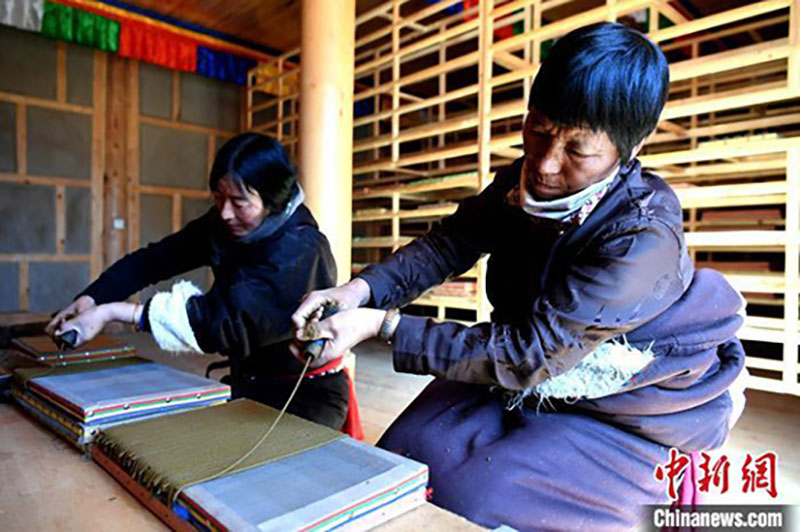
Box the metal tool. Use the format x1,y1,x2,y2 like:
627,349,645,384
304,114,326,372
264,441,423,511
54,329,79,352
303,304,339,360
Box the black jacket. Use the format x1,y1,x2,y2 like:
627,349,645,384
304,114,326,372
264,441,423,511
82,205,337,376
359,157,696,389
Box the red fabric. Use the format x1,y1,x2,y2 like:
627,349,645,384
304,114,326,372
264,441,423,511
301,356,364,441
341,366,364,440
118,20,196,72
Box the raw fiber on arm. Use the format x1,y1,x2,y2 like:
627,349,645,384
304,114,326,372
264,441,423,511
148,280,203,353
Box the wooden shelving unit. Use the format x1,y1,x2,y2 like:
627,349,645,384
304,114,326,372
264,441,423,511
248,0,800,395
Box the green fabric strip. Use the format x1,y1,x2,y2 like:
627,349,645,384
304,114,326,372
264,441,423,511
41,2,73,41
41,1,119,52
94,399,345,504
14,356,151,388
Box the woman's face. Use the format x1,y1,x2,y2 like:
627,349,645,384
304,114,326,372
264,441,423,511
522,108,621,200
213,175,270,237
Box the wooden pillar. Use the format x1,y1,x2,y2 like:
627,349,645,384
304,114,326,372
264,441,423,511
104,55,130,267
299,0,355,285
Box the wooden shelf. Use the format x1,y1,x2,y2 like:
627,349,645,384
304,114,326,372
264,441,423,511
352,236,414,248
354,204,458,222
354,173,480,200
413,294,478,311
685,231,786,250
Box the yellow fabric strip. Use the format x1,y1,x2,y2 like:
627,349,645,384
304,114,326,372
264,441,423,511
94,399,345,504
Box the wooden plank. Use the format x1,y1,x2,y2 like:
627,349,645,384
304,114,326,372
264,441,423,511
16,103,26,176
90,52,107,279
55,185,65,255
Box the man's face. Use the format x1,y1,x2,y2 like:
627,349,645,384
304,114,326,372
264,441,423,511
213,175,270,238
521,108,620,200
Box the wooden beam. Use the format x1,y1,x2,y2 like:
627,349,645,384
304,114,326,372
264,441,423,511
784,147,799,386
18,259,28,311
493,0,651,53
0,91,92,114
90,51,107,279
171,70,181,122
56,42,67,103
127,62,140,252
661,15,789,52
171,193,182,233
657,120,688,137
136,185,211,198
15,103,25,176
105,55,130,266
55,185,65,255
493,50,533,71
669,39,791,83
139,115,236,137
0,254,91,262
649,0,791,43
0,173,91,187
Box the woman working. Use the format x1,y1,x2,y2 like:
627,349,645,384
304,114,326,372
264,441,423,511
48,133,354,431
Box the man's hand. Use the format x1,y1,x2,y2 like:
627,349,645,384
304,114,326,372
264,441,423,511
292,278,372,341
290,308,386,367
46,295,96,336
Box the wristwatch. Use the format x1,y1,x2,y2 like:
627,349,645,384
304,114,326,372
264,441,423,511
379,308,401,343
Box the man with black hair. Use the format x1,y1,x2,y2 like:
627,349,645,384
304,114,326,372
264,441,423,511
48,133,355,432
293,22,747,530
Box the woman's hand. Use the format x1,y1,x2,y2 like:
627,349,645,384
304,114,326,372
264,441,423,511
290,308,386,367
52,302,141,347
291,278,372,340
46,295,96,336
54,304,113,347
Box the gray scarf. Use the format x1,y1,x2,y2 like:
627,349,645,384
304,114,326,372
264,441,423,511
237,182,305,244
